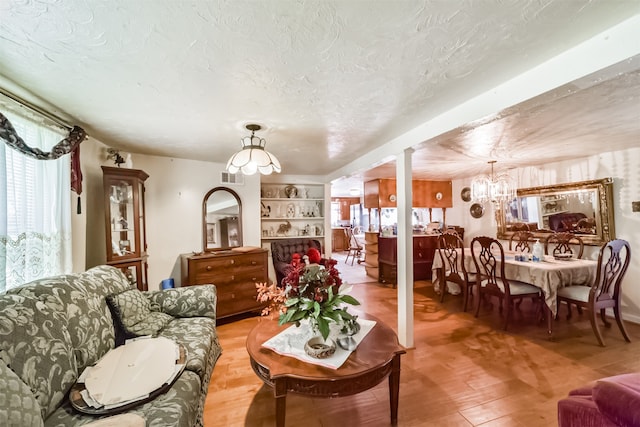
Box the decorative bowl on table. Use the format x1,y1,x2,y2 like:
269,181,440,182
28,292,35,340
304,337,337,359
554,253,574,261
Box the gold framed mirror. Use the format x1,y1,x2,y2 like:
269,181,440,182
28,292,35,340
497,178,615,246
202,187,242,252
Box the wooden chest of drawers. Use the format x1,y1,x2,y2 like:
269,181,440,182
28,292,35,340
180,249,268,319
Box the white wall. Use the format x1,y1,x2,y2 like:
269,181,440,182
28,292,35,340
449,147,640,322
76,146,261,290
125,154,262,290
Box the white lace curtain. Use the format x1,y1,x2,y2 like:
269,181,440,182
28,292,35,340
0,109,72,292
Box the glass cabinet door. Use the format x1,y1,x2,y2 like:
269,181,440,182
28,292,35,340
102,166,149,290
108,180,137,258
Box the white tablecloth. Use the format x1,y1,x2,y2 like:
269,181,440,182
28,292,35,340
432,248,597,315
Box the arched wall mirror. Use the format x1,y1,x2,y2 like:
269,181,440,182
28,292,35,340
497,178,615,246
202,187,243,252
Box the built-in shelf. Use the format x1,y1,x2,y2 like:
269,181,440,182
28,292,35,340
260,183,326,245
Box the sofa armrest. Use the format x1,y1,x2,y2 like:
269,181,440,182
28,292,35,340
558,395,618,427
146,285,217,319
593,374,640,427
0,359,43,427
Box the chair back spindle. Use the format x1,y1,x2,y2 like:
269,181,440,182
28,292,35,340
545,232,584,259
509,231,534,253
436,233,475,311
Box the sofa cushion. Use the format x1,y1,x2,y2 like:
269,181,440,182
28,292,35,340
106,289,173,345
7,265,132,373
44,370,202,427
82,414,145,427
0,294,77,420
593,374,640,427
148,285,217,319
0,358,43,427
158,317,220,382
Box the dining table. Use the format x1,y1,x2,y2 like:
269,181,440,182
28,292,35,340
431,248,598,336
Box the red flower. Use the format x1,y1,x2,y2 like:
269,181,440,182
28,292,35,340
307,248,322,264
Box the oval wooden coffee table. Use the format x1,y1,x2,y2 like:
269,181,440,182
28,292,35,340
246,313,406,426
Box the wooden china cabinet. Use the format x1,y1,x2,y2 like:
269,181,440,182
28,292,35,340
102,166,149,290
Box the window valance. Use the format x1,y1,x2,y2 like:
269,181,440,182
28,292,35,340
0,112,86,160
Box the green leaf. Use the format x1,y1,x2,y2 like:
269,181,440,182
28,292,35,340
340,295,361,306
324,310,342,323
299,299,314,310
284,297,300,307
317,316,330,341
312,301,321,317
289,310,307,322
279,307,297,324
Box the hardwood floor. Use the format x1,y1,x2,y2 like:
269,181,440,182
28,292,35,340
204,254,640,426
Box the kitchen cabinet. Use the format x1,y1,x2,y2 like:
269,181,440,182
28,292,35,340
332,197,361,220
332,227,347,252
364,179,452,208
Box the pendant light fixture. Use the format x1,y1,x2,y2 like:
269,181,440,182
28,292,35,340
470,160,516,205
226,124,281,175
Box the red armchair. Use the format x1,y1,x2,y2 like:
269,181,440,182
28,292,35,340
558,373,640,427
270,238,322,286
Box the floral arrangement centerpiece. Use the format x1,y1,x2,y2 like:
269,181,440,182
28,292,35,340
256,248,360,342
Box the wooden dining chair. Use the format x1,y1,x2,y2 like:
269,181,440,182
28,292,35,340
471,236,543,331
344,227,363,266
436,232,476,311
509,231,534,252
544,232,584,259
556,239,631,346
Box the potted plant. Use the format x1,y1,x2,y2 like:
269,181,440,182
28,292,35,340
256,248,360,357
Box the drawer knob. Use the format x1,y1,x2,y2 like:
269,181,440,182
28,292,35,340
231,293,235,299
231,275,235,281
251,261,257,265
206,265,212,271
230,260,235,265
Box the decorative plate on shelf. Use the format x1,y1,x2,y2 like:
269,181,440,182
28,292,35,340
461,187,471,202
284,185,298,198
470,203,485,218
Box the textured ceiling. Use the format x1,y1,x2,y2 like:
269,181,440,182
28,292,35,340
0,0,639,195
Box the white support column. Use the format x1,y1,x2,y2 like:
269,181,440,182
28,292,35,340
396,148,414,348
323,182,332,258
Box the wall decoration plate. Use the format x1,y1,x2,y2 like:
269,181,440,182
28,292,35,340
470,203,484,218
461,187,471,202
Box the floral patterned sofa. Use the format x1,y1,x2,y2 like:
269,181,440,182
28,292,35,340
0,265,222,427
